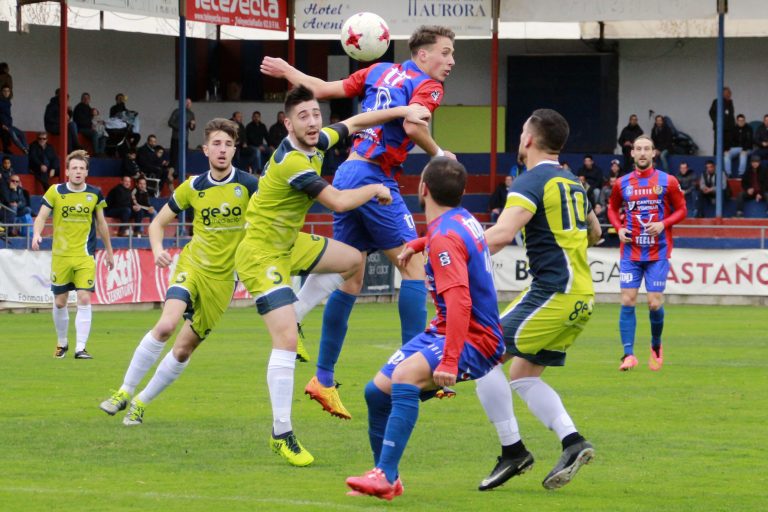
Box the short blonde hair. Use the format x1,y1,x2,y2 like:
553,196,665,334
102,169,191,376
66,149,90,170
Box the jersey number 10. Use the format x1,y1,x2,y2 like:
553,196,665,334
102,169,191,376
557,182,587,231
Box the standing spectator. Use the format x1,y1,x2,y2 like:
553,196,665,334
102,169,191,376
29,132,59,191
109,93,128,118
724,114,753,177
754,114,768,161
131,176,156,236
697,159,729,218
44,89,79,152
650,115,673,173
618,114,643,171
109,93,140,148
0,63,13,94
2,174,32,236
709,86,736,154
577,155,604,206
73,93,100,155
676,161,700,217
32,150,114,359
0,85,28,154
734,155,767,217
105,176,136,236
168,98,196,170
607,135,687,371
488,175,513,223
245,110,270,173
230,111,257,173
267,111,288,149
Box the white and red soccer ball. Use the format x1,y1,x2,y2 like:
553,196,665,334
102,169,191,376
340,12,390,62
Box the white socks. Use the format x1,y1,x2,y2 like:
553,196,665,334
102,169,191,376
294,273,344,322
475,365,521,446
121,331,166,395
510,376,577,441
267,349,297,436
52,304,69,346
136,351,189,404
75,305,92,352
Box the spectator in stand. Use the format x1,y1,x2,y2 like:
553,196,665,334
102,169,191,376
697,159,729,218
137,134,173,195
724,114,753,177
0,63,12,94
29,132,59,191
168,98,196,170
154,145,175,194
131,176,156,236
650,115,673,173
577,154,604,206
509,156,527,177
0,85,28,154
109,93,128,118
90,107,108,156
489,175,513,223
105,176,136,236
754,114,768,162
608,158,624,179
618,114,643,172
2,174,32,236
230,111,257,173
267,110,288,149
0,155,12,185
121,148,141,178
73,93,102,156
599,175,616,208
44,89,79,152
676,161,700,217
735,155,767,217
709,86,736,154
245,110,270,174
108,93,140,148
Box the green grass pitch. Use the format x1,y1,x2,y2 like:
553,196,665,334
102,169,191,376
1,302,765,511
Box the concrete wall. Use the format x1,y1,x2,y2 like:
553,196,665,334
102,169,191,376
3,22,767,155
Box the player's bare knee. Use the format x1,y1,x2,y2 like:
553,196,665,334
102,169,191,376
76,291,91,306
648,297,664,310
153,319,177,339
340,271,364,294
171,345,193,362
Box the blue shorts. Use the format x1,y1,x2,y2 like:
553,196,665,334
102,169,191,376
380,331,501,382
619,259,669,292
332,160,417,253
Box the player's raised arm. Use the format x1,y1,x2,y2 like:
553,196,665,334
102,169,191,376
149,204,177,267
31,204,52,251
94,208,114,270
485,206,534,254
261,56,346,100
341,104,430,135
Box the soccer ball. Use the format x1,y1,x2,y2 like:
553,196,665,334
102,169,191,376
340,12,390,62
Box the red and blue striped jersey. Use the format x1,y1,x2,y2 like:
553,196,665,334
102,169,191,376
342,60,444,176
608,168,687,261
424,208,503,361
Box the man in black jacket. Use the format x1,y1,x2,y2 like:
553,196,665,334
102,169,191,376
29,132,59,191
105,176,137,236
724,114,753,177
708,86,736,154
618,114,643,172
650,115,673,173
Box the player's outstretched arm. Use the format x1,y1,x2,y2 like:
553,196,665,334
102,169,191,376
315,183,392,213
485,206,534,254
31,204,52,251
260,56,346,99
95,208,114,270
342,104,430,135
149,204,176,268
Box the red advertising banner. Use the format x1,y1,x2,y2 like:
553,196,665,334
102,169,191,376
186,0,286,31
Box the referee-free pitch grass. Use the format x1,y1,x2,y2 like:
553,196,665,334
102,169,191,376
0,303,765,511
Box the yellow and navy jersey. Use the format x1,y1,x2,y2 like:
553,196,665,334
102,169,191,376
505,160,594,295
42,183,106,257
242,125,345,253
169,168,258,280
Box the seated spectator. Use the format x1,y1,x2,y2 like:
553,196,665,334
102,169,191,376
489,175,513,223
137,134,173,196
697,160,730,218
510,156,526,177
599,175,616,208
592,202,608,244
108,93,140,148
651,115,673,173
754,114,768,161
246,110,270,174
577,154,604,206
735,155,767,217
608,158,623,179
1,173,32,236
725,114,753,177
90,107,108,156
0,85,28,154
131,176,156,236
121,148,141,178
28,132,59,191
43,88,79,152
267,111,288,149
0,155,12,184
676,161,700,217
154,145,175,194
105,176,136,236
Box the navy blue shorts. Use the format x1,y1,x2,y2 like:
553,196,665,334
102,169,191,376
380,331,501,383
619,259,669,292
332,160,417,253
